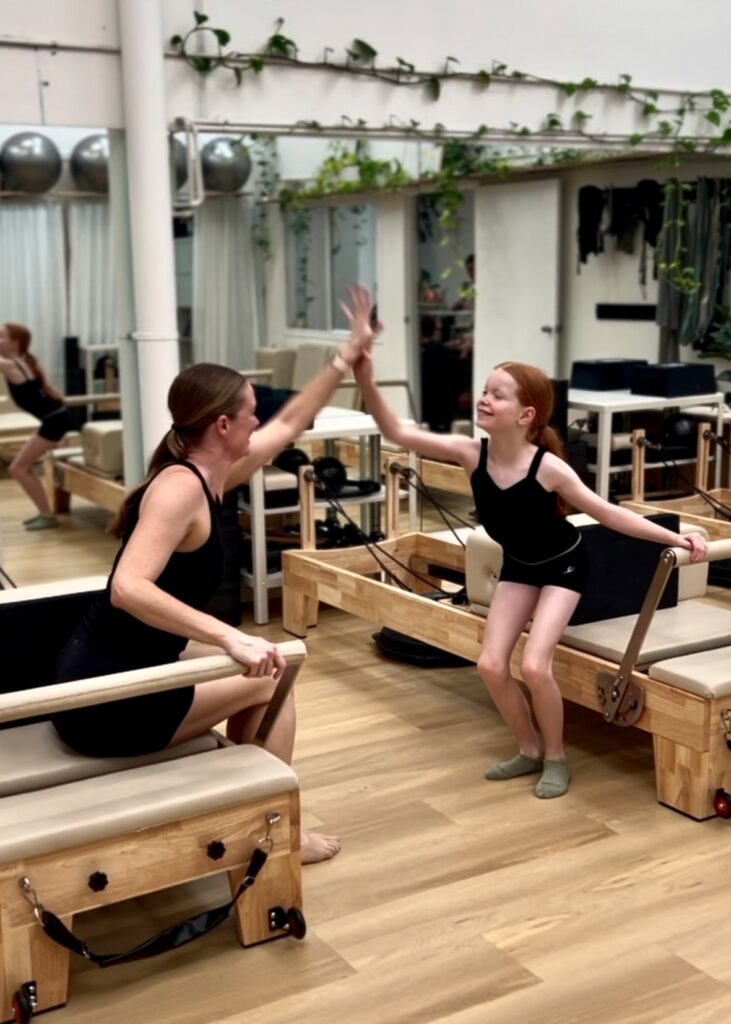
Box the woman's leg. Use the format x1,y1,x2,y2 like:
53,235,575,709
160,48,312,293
10,433,56,518
519,586,581,797
477,582,542,764
169,669,340,863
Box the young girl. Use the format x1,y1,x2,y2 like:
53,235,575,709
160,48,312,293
0,322,74,529
353,355,708,798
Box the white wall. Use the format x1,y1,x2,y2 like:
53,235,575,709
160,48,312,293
1,1,730,131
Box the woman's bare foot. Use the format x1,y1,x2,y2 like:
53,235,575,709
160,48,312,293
300,829,341,864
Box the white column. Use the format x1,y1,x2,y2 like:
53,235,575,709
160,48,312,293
117,0,179,460
108,129,145,486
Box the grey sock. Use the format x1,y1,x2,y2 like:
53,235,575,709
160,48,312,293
485,753,543,780
535,759,571,799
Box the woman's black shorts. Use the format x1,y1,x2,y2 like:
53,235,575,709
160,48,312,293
38,407,75,442
51,637,195,757
499,537,589,595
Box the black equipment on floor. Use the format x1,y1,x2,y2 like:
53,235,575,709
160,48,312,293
204,490,244,625
373,593,475,668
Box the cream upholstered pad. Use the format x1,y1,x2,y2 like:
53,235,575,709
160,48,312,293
0,722,218,797
81,419,123,476
647,646,731,699
0,744,298,861
0,410,39,436
561,603,730,664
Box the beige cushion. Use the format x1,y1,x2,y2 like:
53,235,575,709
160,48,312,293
0,575,106,606
0,411,39,436
81,419,123,476
291,343,340,391
255,348,297,390
0,744,298,861
561,600,731,664
0,722,219,797
647,646,731,698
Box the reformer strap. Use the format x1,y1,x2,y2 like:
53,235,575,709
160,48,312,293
29,847,268,968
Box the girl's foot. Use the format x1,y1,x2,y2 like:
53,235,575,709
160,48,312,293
485,753,543,780
535,759,571,798
24,514,59,531
301,830,341,864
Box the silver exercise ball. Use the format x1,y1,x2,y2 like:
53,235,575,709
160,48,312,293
201,137,251,192
0,132,62,193
70,134,109,193
169,137,188,191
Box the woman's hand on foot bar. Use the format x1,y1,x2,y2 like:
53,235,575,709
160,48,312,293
223,630,286,679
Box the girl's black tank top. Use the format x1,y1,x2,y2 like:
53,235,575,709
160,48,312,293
7,359,64,420
470,438,579,564
67,461,225,669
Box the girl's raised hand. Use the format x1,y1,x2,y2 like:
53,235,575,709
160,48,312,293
340,284,376,362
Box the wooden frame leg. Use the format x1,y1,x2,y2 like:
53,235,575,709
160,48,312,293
0,901,72,1021
43,458,70,515
283,589,318,637
652,735,718,820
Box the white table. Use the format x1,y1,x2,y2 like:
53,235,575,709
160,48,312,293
243,407,418,624
568,389,726,500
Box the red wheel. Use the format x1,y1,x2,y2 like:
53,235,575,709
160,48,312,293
11,989,33,1024
713,789,731,819
286,906,307,940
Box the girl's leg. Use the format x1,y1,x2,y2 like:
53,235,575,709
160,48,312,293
519,586,581,797
168,672,340,863
10,433,56,518
477,582,542,765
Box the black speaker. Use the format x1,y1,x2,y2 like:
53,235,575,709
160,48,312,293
631,362,717,398
571,358,648,390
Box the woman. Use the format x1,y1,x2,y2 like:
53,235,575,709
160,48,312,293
52,284,376,862
353,354,707,799
0,322,75,530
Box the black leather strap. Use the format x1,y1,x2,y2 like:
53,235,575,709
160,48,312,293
36,847,268,967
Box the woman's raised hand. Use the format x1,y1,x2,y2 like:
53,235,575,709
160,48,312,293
340,284,377,365
222,630,287,680
353,349,375,386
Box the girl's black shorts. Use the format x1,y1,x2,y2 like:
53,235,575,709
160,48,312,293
499,537,589,595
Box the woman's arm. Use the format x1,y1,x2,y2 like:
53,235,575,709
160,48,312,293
225,284,376,489
110,467,284,677
542,454,709,562
354,351,479,470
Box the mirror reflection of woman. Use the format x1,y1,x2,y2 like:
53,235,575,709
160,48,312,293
0,322,74,530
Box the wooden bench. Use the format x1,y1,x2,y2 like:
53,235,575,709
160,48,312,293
281,487,731,820
0,579,306,1022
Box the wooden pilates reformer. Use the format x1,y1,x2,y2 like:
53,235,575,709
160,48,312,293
282,464,731,821
0,577,307,1023
620,422,731,540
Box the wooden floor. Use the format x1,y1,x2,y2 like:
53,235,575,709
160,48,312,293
1,477,730,1024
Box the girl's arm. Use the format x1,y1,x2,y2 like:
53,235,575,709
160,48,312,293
354,351,480,471
111,467,284,677
542,454,709,561
225,284,376,490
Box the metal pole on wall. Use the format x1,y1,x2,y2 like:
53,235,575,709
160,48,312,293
117,0,179,460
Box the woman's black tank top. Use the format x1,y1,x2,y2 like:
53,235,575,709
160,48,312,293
7,359,64,420
66,461,225,669
470,438,579,564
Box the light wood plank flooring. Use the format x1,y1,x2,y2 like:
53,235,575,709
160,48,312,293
0,478,729,1024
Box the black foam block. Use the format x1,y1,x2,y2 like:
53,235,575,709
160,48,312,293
569,513,679,626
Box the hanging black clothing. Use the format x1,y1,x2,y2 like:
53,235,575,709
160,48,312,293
52,461,225,756
7,360,73,441
577,186,606,264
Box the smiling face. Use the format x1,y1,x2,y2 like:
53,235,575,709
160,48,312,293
475,366,535,434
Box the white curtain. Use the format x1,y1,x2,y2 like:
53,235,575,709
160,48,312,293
67,200,116,349
0,201,67,384
192,197,260,369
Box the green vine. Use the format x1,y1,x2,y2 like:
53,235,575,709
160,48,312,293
171,12,731,297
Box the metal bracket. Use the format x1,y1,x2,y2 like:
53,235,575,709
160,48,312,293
596,670,645,727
